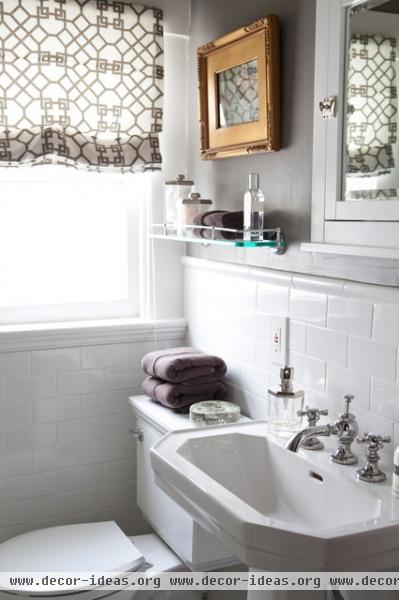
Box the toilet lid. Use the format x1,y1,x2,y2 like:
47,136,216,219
0,521,144,596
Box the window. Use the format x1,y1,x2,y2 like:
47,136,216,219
0,167,146,325
0,5,189,327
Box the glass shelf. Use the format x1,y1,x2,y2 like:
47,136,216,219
150,224,285,253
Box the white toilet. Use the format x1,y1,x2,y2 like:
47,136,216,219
0,521,194,600
0,396,238,600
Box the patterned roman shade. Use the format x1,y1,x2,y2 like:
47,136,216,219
0,0,164,172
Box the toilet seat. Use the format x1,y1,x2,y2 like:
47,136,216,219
0,522,145,598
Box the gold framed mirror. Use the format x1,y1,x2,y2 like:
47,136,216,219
197,15,281,160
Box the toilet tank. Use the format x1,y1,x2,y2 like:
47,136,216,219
129,395,242,570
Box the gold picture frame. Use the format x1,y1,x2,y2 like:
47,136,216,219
197,15,280,160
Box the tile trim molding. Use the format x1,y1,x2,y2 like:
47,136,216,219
182,256,399,304
0,318,187,353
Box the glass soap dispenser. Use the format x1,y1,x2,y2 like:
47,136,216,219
267,367,304,438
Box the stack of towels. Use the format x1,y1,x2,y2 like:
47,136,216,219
193,210,244,240
141,347,227,410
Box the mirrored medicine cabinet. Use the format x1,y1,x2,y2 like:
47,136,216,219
302,0,399,258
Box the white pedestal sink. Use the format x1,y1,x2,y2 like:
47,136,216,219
151,421,399,598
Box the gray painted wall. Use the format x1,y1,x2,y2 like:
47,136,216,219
185,0,399,286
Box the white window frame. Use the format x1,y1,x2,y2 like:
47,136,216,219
0,7,189,330
303,0,399,258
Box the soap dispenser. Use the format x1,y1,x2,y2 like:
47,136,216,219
267,367,304,438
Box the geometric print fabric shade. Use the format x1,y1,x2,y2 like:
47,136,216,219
346,33,397,176
0,0,163,172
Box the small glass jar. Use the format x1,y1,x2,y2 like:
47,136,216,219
163,174,194,230
190,401,241,426
179,193,213,235
267,367,304,438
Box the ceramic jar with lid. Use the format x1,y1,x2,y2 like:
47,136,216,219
178,192,213,235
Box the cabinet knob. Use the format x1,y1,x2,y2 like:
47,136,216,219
319,96,336,119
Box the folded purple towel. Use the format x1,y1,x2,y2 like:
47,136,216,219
141,346,227,383
142,376,227,409
193,210,244,240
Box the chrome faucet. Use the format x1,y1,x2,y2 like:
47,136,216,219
357,432,391,483
329,395,359,465
285,423,336,453
297,406,329,450
285,395,359,465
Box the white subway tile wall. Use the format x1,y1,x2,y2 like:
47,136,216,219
0,337,182,542
327,296,373,337
4,259,399,543
184,261,399,461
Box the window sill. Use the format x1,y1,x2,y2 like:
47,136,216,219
0,318,187,353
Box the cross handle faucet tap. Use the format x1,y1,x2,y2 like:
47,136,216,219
297,406,329,450
357,432,391,483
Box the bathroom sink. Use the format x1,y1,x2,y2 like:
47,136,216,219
151,421,399,570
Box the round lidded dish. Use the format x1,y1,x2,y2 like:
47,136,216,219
190,400,240,426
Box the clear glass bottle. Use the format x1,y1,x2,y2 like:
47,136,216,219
243,173,265,241
163,174,194,230
267,367,304,438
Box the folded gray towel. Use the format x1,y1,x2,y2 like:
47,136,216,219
193,210,244,240
142,376,228,409
141,346,227,383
